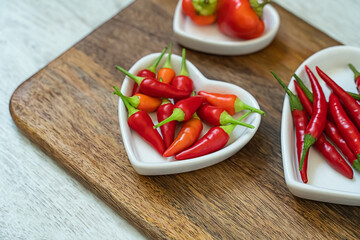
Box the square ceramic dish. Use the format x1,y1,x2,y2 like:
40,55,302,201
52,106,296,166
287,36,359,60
281,46,360,205
173,1,280,55
118,53,262,175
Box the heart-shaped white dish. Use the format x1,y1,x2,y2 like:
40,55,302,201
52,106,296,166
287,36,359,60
281,46,360,205
173,1,280,55
118,53,262,175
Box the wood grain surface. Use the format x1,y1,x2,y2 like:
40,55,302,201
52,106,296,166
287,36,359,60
9,0,360,239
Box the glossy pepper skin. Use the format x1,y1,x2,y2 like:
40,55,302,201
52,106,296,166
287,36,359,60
272,72,309,183
294,81,353,179
217,0,270,40
113,87,165,155
157,99,177,148
163,113,203,157
157,43,176,84
299,66,327,171
132,47,167,95
349,63,360,94
329,93,360,171
197,104,254,129
171,49,194,101
122,93,161,113
316,66,360,130
294,77,356,164
198,90,265,115
116,66,191,99
175,111,251,160
154,96,205,128
182,0,217,25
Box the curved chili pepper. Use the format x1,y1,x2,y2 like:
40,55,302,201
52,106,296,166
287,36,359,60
272,72,309,183
163,113,203,157
197,104,254,129
157,98,177,148
119,93,161,113
175,111,252,160
157,43,176,84
349,63,360,94
116,66,191,99
171,49,194,99
132,47,167,95
198,91,265,116
294,81,354,178
294,78,356,164
329,93,360,171
113,87,165,155
316,66,360,130
182,0,217,26
299,66,327,171
154,96,205,128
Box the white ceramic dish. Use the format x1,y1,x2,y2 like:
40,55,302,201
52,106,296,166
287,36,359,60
118,53,262,175
173,1,280,55
281,46,360,205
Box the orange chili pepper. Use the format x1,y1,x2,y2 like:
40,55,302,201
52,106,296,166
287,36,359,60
163,113,203,157
198,91,265,116
157,43,176,84
119,93,161,113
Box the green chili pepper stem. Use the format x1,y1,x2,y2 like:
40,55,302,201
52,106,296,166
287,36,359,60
249,0,271,19
113,86,139,117
347,91,360,100
162,43,173,69
271,71,303,112
178,48,189,77
234,98,265,115
349,63,360,80
153,108,185,129
353,154,360,171
116,66,144,85
219,111,255,129
220,111,253,135
192,112,200,119
146,47,168,73
299,134,316,171
293,74,314,103
192,0,218,16
161,98,171,105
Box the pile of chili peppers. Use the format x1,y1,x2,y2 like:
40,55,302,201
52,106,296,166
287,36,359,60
113,45,265,160
273,64,360,183
182,0,270,40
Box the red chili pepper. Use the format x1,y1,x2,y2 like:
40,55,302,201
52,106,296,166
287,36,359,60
113,87,165,155
157,43,176,84
116,66,191,99
294,77,356,164
314,134,353,179
171,49,194,99
182,0,217,26
163,113,203,157
316,66,360,130
329,93,360,171
197,104,254,129
294,81,354,178
272,72,309,183
132,47,167,95
299,66,327,171
217,0,270,40
175,111,251,160
154,96,205,129
157,98,177,148
119,93,161,113
198,90,265,116
349,63,360,94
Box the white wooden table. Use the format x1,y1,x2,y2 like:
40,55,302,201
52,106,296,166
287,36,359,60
1,0,359,239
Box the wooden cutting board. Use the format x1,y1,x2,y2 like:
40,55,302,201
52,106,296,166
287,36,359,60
10,0,360,239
